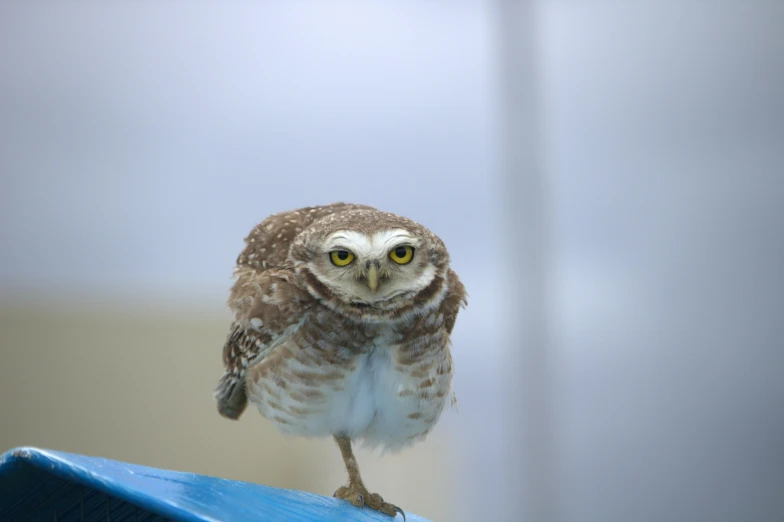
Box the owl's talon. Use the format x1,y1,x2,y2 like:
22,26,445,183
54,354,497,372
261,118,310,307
333,484,402,518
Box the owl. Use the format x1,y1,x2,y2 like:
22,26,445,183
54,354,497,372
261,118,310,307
214,203,466,518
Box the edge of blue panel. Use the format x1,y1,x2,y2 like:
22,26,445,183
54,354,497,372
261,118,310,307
0,447,428,522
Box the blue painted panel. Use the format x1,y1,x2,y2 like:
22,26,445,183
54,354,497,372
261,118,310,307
0,447,428,522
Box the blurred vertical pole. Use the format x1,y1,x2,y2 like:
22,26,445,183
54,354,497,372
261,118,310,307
495,1,556,522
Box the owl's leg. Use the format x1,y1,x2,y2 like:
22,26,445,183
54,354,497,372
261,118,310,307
333,434,406,520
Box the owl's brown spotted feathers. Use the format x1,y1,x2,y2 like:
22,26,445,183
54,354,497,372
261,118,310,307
214,268,312,419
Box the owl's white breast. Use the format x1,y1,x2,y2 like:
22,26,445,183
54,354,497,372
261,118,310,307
313,332,437,450
248,327,448,452
336,339,425,449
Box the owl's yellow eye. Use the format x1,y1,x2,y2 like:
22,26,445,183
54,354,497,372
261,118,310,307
389,245,414,264
330,250,355,267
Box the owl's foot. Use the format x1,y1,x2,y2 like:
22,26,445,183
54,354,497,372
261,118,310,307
333,484,406,520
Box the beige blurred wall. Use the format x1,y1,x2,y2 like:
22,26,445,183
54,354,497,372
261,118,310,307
0,298,455,521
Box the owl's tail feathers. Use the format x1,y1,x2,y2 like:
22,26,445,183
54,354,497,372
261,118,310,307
214,372,248,420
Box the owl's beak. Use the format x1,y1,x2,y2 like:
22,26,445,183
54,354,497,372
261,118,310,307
367,264,379,293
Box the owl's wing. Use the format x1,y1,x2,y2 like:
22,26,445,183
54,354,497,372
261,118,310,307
442,268,468,335
214,268,312,420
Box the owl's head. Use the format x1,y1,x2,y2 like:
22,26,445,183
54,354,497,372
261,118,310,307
290,209,450,318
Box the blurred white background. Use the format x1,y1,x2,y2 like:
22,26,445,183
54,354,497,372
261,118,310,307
1,1,783,521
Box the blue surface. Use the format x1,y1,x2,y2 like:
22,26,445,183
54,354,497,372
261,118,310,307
0,447,428,522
